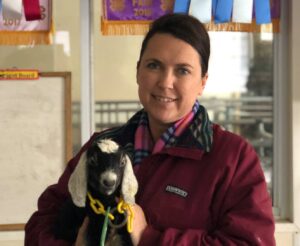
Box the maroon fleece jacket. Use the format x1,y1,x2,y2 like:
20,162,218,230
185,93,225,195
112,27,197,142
25,123,275,246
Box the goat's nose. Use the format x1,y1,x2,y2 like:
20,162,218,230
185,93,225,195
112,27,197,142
103,179,116,188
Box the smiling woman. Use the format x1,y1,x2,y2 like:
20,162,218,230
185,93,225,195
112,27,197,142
137,33,207,141
25,13,276,246
136,14,210,142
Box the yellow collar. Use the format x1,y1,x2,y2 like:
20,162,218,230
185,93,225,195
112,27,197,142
87,192,134,233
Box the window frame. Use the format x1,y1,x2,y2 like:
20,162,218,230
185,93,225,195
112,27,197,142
272,0,300,237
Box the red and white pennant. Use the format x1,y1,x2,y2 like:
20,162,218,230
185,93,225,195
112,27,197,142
2,0,42,21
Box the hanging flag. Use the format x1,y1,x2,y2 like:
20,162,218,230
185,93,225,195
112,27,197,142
2,0,23,20
214,0,233,23
232,0,253,23
0,0,52,45
101,0,174,35
271,0,280,19
212,0,217,15
190,0,212,23
173,0,190,14
100,0,280,35
254,0,271,24
23,0,42,21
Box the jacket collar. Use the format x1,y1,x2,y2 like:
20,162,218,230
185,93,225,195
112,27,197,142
123,103,213,155
94,103,213,161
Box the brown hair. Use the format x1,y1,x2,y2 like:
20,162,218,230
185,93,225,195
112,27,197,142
138,13,210,77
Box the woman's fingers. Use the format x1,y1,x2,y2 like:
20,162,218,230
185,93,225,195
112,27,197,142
130,204,147,246
75,217,89,246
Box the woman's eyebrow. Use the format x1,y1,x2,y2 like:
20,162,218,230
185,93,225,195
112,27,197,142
144,58,161,63
176,63,194,69
143,58,194,70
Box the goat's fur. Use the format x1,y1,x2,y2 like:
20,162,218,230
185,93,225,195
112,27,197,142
54,139,138,246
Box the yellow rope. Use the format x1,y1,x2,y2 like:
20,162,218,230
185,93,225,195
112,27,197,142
87,192,115,220
87,193,134,233
117,198,134,233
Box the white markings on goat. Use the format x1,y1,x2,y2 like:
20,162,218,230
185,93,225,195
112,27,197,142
97,139,119,153
102,171,117,181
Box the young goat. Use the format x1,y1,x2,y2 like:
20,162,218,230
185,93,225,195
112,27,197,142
54,139,138,246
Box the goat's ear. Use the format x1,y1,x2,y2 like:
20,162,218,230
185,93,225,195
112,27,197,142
121,154,138,205
68,151,87,207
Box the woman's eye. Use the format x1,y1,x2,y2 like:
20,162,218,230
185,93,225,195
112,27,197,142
178,67,190,75
146,62,159,70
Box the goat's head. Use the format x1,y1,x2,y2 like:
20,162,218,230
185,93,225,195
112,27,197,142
68,139,138,207
86,140,127,196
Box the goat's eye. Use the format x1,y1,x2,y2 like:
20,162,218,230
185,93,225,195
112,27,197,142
88,157,98,167
120,157,127,167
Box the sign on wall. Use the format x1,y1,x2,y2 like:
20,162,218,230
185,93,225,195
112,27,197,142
0,72,72,231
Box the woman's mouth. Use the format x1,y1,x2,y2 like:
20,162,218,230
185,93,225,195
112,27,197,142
153,95,177,103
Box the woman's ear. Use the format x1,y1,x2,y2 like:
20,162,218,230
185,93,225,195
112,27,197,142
198,73,208,95
136,61,140,84
135,60,141,84
202,73,208,88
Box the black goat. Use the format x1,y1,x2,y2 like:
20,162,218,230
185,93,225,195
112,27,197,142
54,139,138,246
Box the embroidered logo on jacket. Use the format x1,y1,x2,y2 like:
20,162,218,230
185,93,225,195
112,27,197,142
165,185,188,198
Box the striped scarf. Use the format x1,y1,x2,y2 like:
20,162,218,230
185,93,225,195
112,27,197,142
134,101,200,165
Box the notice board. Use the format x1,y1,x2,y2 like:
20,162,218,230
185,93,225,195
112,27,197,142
0,72,72,231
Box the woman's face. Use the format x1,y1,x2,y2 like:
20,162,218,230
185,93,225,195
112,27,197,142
137,33,208,129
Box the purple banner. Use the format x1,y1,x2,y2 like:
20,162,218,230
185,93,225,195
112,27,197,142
253,0,280,20
104,0,174,20
270,0,280,18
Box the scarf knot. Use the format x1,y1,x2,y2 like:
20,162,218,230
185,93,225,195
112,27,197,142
134,101,200,165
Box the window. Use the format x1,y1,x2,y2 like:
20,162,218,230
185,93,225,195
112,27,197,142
203,32,274,199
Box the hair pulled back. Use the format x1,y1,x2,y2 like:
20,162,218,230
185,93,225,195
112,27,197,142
139,13,210,77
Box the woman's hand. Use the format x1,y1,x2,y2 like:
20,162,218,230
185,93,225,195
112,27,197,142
131,204,148,246
74,206,147,246
75,217,89,246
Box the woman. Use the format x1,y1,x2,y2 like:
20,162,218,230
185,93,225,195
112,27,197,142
25,14,275,245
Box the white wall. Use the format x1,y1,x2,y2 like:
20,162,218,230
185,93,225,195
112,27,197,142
93,0,141,101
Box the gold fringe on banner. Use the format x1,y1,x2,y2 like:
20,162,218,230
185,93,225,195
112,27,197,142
0,31,51,45
101,18,151,36
101,18,279,36
0,21,54,45
205,19,280,33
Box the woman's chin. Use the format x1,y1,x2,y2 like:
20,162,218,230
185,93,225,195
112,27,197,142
150,113,178,125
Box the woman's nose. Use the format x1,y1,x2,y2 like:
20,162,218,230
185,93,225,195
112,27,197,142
158,70,174,89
